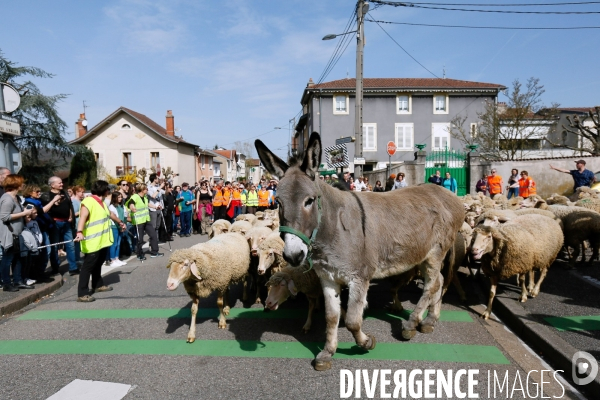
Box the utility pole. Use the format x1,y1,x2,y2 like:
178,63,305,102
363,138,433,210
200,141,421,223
354,1,368,178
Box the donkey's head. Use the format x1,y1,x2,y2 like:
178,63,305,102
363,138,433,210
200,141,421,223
255,132,322,266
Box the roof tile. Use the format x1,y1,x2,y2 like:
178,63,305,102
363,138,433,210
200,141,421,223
309,78,505,90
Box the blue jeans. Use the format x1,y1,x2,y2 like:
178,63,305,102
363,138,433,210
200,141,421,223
109,226,121,260
507,187,519,199
180,211,192,235
1,245,22,285
172,215,180,232
49,221,78,272
127,222,137,251
234,205,242,219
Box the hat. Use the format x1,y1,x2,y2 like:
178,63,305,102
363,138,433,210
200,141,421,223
182,182,189,186
575,159,586,165
390,174,396,179
332,174,338,179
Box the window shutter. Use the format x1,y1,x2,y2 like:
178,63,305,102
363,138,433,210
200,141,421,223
98,153,104,167
130,153,135,169
407,125,413,149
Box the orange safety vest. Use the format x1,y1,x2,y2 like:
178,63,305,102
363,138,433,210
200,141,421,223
258,190,270,207
487,175,503,195
213,189,224,207
232,190,241,200
518,177,536,198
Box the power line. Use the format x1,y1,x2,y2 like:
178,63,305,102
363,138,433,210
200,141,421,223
378,1,600,6
371,0,600,13
367,18,600,29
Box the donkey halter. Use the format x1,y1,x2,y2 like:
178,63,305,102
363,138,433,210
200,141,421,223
278,180,322,270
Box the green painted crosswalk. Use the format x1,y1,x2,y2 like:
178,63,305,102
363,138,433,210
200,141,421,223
544,315,600,331
17,307,473,322
0,339,509,364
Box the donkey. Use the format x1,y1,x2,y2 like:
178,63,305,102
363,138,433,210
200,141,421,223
256,132,465,371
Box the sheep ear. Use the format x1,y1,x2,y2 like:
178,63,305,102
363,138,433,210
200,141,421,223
273,248,282,256
287,280,298,296
190,262,201,280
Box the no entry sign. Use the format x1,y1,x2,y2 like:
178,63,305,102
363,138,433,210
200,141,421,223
387,141,397,156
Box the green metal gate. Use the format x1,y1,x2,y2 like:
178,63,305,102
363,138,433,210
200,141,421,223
425,148,469,196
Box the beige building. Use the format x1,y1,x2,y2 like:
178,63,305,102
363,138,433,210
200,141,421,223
70,107,198,185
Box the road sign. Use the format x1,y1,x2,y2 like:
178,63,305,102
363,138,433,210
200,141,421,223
387,141,397,156
353,157,365,165
1,83,21,113
0,118,20,136
335,136,354,145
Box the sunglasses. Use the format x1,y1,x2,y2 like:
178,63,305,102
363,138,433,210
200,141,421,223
121,183,129,186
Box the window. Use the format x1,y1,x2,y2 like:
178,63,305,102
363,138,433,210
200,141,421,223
121,124,131,130
150,152,160,169
333,94,349,115
432,123,450,149
395,123,414,150
470,123,478,138
123,152,132,167
433,94,449,114
363,123,377,151
94,153,103,167
396,94,411,114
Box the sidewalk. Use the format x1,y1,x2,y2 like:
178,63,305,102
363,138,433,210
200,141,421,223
0,273,64,316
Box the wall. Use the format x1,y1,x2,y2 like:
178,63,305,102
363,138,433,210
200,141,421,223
363,151,426,188
309,93,494,170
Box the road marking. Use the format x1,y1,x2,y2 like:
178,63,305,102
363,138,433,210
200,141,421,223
544,315,600,331
0,339,509,364
17,308,472,322
47,379,132,400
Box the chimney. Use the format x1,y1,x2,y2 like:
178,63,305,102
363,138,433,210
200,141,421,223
497,102,508,114
76,113,87,138
307,78,314,88
166,110,175,136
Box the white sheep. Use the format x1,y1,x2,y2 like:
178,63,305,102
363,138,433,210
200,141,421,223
230,220,253,236
471,214,563,319
562,210,600,267
236,213,257,225
265,265,322,333
244,226,274,304
166,233,251,342
208,219,231,239
257,231,286,275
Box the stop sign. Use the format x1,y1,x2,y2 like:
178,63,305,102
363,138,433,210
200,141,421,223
387,141,397,156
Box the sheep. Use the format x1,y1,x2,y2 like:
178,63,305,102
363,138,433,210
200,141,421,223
166,233,251,342
255,211,265,220
208,219,231,239
471,214,563,319
475,209,517,227
546,194,571,206
562,210,600,267
514,208,562,227
465,212,478,228
235,213,258,225
256,231,287,275
230,220,253,236
265,265,322,333
569,186,600,202
244,226,274,304
252,218,277,230
507,196,524,210
575,198,600,214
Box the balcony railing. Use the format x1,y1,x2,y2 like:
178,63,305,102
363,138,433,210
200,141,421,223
116,166,136,177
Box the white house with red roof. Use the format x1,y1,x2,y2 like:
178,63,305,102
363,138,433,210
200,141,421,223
70,107,198,185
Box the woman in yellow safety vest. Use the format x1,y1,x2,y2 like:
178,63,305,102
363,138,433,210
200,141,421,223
126,183,162,261
240,184,248,215
74,180,125,303
246,184,258,215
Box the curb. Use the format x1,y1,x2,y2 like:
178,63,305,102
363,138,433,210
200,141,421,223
481,277,600,399
0,276,64,316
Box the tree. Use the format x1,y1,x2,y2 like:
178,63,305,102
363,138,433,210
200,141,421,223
450,77,558,161
69,146,97,188
0,50,74,182
549,107,600,155
233,140,255,158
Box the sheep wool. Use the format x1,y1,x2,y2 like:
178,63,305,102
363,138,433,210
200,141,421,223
268,265,322,299
258,231,287,273
168,233,251,298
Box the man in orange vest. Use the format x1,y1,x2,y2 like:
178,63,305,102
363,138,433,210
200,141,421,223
257,186,270,212
518,171,536,198
212,181,225,221
487,169,504,197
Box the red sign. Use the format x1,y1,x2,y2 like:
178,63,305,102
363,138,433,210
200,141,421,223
387,141,397,156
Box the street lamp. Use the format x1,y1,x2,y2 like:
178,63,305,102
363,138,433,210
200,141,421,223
275,126,293,158
323,1,369,177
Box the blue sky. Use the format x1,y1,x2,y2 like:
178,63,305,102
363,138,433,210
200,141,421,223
2,0,599,160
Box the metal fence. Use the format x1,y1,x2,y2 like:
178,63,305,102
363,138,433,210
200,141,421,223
425,148,469,196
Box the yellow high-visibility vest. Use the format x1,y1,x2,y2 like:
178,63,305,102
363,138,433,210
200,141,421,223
126,194,150,225
81,197,113,254
246,191,258,207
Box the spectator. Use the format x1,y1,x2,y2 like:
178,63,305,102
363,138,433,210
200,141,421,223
74,180,124,302
343,172,352,190
70,185,85,267
246,184,258,215
354,176,367,192
364,177,370,188
196,181,212,235
230,183,243,219
257,185,270,212
506,169,520,199
428,170,442,186
550,160,596,191
107,192,127,267
442,172,457,194
147,173,166,242
212,181,225,222
385,174,395,191
518,171,537,199
487,169,504,197
324,175,331,185
0,166,10,197
349,177,355,191
118,180,130,204
391,173,408,190
373,180,384,192
126,183,163,260
331,174,339,185
41,176,79,276
475,173,488,196
0,174,34,291
163,184,176,240
172,185,181,233
176,182,195,237
23,207,46,283
67,187,74,200
239,183,248,215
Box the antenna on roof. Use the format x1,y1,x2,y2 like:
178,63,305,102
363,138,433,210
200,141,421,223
346,68,349,79
443,66,446,79
83,100,89,114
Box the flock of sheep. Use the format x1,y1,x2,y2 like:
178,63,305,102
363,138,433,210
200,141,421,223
165,185,600,343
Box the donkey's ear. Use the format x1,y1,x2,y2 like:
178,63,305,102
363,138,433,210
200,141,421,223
255,139,288,179
300,131,322,179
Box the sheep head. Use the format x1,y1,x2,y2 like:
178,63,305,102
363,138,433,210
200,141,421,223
265,275,297,310
245,227,272,257
471,226,496,260
167,259,195,291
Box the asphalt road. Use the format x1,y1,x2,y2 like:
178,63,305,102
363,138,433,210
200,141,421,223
0,234,588,400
